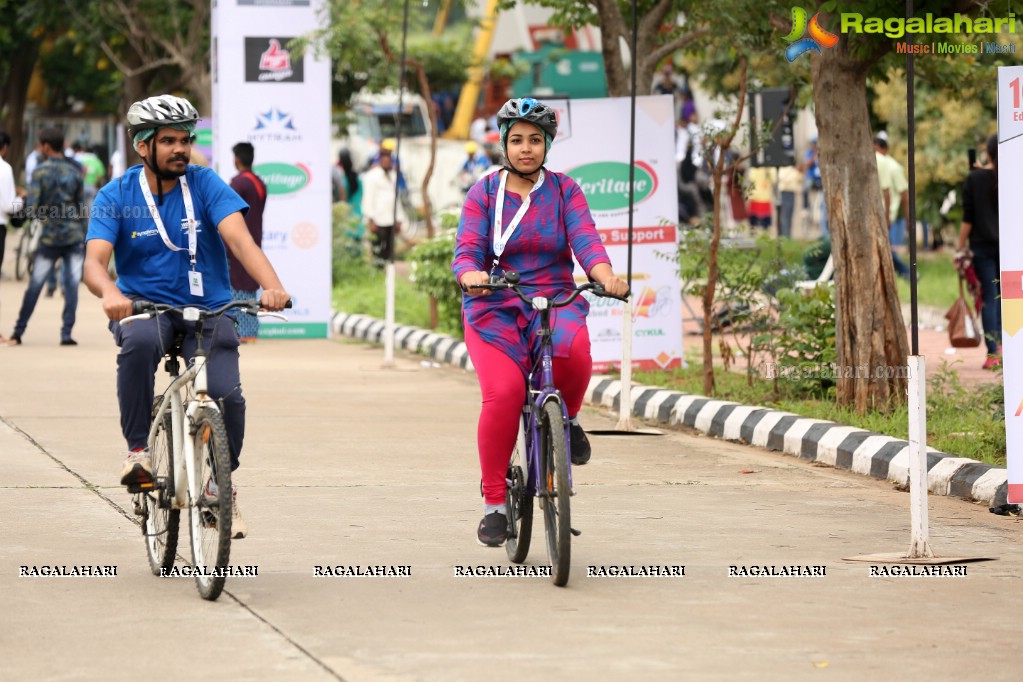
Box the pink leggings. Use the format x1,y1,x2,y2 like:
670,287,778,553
464,323,592,504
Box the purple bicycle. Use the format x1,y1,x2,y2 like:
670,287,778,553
476,271,628,586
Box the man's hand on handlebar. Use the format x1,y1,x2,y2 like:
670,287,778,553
459,270,493,297
259,289,292,311
102,290,135,322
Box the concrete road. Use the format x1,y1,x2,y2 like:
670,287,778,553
1,281,1022,681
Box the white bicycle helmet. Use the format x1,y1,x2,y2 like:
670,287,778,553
127,94,199,137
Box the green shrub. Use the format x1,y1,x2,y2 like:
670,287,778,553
769,284,837,397
332,202,369,285
407,211,463,337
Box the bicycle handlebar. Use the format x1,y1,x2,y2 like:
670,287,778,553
121,298,292,325
467,271,630,306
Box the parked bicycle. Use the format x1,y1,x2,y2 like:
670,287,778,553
122,298,288,600
14,218,41,281
474,271,629,586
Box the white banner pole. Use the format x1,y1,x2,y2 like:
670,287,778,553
906,355,932,558
616,302,635,431
384,262,395,367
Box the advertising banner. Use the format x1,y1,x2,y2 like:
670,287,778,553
211,0,331,338
545,96,683,371
998,65,1023,503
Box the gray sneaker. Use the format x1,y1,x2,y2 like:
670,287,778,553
120,450,153,486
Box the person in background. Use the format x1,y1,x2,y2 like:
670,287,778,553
336,148,362,216
456,141,490,193
777,164,802,239
8,128,86,346
957,134,1001,370
746,166,776,232
874,132,912,280
72,141,106,209
361,145,405,268
1,130,27,283
229,142,267,343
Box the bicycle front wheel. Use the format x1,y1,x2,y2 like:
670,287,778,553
144,398,179,575
540,401,571,586
189,407,232,601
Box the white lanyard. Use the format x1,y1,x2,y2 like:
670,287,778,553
139,171,197,268
493,169,545,262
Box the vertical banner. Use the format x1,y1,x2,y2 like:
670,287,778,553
545,96,683,370
998,66,1023,503
212,0,331,338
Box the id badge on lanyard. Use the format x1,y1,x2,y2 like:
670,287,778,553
491,169,545,275
139,172,202,296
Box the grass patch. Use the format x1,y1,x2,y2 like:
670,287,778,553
895,250,959,310
333,267,432,330
633,360,1006,467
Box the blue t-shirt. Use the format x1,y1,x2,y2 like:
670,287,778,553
87,165,249,308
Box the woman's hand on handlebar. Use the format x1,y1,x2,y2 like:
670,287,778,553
259,289,292,311
459,270,493,297
599,275,630,299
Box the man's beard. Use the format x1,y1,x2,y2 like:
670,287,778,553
157,155,189,180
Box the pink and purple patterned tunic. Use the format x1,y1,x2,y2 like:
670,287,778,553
452,170,611,374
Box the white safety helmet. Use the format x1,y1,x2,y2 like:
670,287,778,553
127,94,199,139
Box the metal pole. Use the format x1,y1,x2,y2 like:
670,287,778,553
905,0,932,559
384,0,411,369
615,0,639,432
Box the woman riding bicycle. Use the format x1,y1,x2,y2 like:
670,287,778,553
452,97,629,547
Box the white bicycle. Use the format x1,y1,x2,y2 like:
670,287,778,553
122,299,288,600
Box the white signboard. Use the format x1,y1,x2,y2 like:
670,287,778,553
998,66,1023,503
545,96,684,370
212,0,331,338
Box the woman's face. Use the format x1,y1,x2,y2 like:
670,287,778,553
505,121,545,174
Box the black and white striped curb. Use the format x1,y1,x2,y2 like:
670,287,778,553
590,377,1008,507
331,312,1008,507
332,313,473,370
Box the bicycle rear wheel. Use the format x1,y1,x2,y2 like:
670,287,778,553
144,398,179,575
505,442,534,563
189,407,232,601
540,401,571,586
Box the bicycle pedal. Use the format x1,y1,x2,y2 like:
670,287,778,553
126,481,155,494
570,527,582,537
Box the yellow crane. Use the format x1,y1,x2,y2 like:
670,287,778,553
443,0,500,139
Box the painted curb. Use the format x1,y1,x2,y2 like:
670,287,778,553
331,312,1008,507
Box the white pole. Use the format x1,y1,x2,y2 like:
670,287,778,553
383,262,395,368
906,355,932,558
615,299,635,431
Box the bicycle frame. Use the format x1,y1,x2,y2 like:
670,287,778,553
519,297,572,498
148,351,220,512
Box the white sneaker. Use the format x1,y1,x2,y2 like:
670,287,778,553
231,489,247,539
120,450,153,486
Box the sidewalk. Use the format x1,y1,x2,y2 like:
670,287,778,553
4,265,1023,680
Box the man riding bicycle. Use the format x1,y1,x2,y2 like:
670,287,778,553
83,94,291,538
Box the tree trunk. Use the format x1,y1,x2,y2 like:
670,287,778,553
1,41,42,185
811,40,908,412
